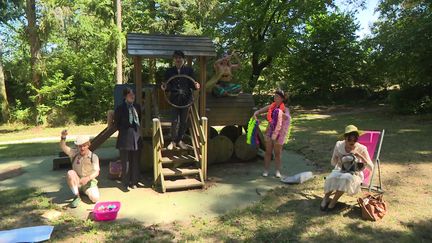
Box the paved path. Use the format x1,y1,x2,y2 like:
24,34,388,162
0,148,314,225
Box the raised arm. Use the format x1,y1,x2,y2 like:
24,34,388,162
59,129,73,157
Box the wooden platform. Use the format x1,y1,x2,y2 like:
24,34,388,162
206,93,256,126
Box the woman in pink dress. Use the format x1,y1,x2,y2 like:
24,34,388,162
253,90,291,178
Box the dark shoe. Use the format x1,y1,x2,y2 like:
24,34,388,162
320,200,329,211
69,196,81,208
326,203,337,212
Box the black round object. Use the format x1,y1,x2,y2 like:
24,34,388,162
164,74,196,108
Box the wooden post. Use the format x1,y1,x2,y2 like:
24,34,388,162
202,117,208,180
134,56,142,106
152,118,159,184
187,57,193,67
199,56,207,116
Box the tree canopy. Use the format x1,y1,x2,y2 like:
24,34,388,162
0,0,431,125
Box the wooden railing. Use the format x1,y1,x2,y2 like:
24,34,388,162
189,103,208,180
152,103,208,188
152,118,164,190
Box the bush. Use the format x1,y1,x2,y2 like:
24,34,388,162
388,85,432,114
46,108,75,127
10,100,34,124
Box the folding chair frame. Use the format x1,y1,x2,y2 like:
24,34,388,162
362,129,385,193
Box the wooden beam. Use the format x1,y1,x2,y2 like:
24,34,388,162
199,56,207,116
187,57,193,67
134,56,143,106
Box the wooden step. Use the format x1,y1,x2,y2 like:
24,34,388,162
162,167,200,177
161,145,194,153
160,154,197,164
164,178,204,190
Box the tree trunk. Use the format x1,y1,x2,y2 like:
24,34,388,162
115,0,123,84
148,0,157,83
249,51,273,91
25,0,42,123
0,41,9,123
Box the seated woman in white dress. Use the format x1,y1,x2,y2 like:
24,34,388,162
321,125,374,211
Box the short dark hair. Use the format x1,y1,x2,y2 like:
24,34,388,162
275,89,287,101
173,50,185,58
344,132,359,141
123,87,134,97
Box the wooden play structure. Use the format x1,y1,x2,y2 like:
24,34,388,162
53,33,262,193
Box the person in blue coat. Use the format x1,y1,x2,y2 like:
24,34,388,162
114,87,142,190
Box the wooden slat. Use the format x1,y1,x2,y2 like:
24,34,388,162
127,33,212,41
126,33,216,58
128,43,215,50
160,154,197,164
128,50,215,58
164,178,204,190
162,168,200,177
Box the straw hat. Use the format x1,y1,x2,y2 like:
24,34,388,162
344,125,362,136
74,135,90,146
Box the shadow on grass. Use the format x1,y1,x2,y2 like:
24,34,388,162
0,127,29,134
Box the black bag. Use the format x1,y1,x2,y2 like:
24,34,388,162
341,153,365,174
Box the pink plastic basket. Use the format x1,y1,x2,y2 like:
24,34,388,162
92,201,121,221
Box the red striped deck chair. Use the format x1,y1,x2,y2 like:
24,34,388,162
358,130,385,192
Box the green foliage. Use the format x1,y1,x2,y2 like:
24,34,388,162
1,0,432,126
9,100,33,124
281,12,364,99
368,0,432,113
388,85,432,115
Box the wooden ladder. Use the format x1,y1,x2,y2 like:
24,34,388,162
152,104,208,193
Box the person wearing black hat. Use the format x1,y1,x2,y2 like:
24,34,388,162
253,89,291,178
162,50,200,150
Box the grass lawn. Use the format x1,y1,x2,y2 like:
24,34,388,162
0,123,108,143
1,105,431,242
0,138,116,159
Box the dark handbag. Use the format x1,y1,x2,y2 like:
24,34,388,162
341,153,365,174
357,194,388,221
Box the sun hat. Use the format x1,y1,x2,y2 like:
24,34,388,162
74,135,90,146
344,125,363,136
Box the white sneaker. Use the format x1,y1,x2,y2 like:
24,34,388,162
167,142,176,150
262,171,269,177
275,171,281,178
178,140,188,150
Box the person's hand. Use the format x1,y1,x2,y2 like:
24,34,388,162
61,129,68,138
195,82,200,90
253,111,259,120
161,83,166,91
80,176,90,186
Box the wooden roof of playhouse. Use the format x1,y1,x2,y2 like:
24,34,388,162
126,33,217,58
